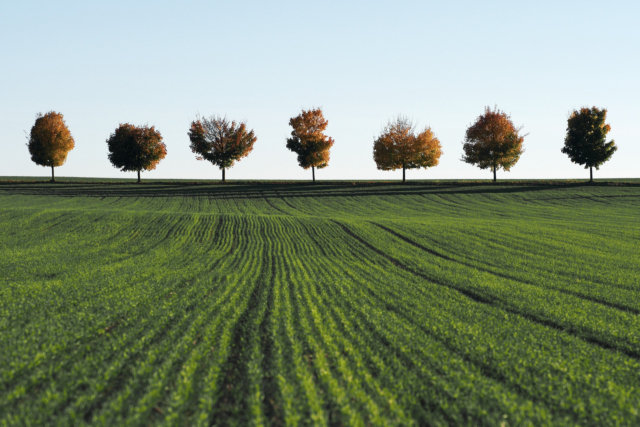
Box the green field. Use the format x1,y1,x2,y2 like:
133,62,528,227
1,179,639,426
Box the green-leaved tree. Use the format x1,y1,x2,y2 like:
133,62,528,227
561,107,617,182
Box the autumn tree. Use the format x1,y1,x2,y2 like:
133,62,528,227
106,124,167,183
462,106,525,182
561,107,617,182
188,116,257,183
26,111,75,182
286,108,334,183
373,116,442,182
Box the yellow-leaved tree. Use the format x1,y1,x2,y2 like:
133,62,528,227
26,111,75,182
373,116,442,182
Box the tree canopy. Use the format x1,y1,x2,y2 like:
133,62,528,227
461,106,525,182
106,124,167,182
286,108,334,182
27,111,75,181
561,107,616,182
188,116,257,182
373,116,442,182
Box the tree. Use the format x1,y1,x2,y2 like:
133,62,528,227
286,108,334,183
373,116,442,182
461,106,525,182
188,116,257,183
561,107,616,182
26,111,75,182
106,124,167,183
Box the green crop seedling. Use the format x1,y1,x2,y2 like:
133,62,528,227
0,179,639,426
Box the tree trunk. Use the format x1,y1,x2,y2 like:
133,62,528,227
402,165,406,183
51,165,55,182
312,166,315,183
493,166,497,183
590,167,593,183
137,170,141,183
222,168,226,183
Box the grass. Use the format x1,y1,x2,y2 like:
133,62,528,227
1,179,639,426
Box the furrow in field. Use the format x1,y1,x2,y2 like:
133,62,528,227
279,265,327,425
291,224,462,425
50,217,252,424
289,279,366,424
281,224,402,425
164,258,266,424
86,223,258,425
3,275,211,423
0,216,237,421
301,221,561,424
372,222,640,315
339,220,640,360
331,220,491,304
321,280,565,425
418,221,640,298
457,221,638,267
273,223,359,425
325,230,640,423
198,264,269,424
262,195,291,216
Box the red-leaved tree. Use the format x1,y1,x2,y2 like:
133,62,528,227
106,124,167,183
462,106,526,182
188,116,257,183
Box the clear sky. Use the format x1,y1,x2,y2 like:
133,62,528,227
1,0,638,181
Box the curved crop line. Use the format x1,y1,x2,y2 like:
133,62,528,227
291,280,367,425
333,220,640,361
0,263,208,405
312,281,450,424
318,279,562,424
456,224,638,291
294,256,410,425
304,234,561,424
372,222,640,315
304,277,440,425
0,216,246,423
277,195,306,215
320,255,640,423
262,195,290,216
279,265,327,425
273,237,365,424
74,278,245,424
332,220,490,305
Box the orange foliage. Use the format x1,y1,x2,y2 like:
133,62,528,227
27,111,75,169
462,106,525,181
373,116,442,181
286,108,334,173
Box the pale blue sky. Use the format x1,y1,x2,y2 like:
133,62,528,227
1,0,638,180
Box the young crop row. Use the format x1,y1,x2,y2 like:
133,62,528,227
1,184,640,425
